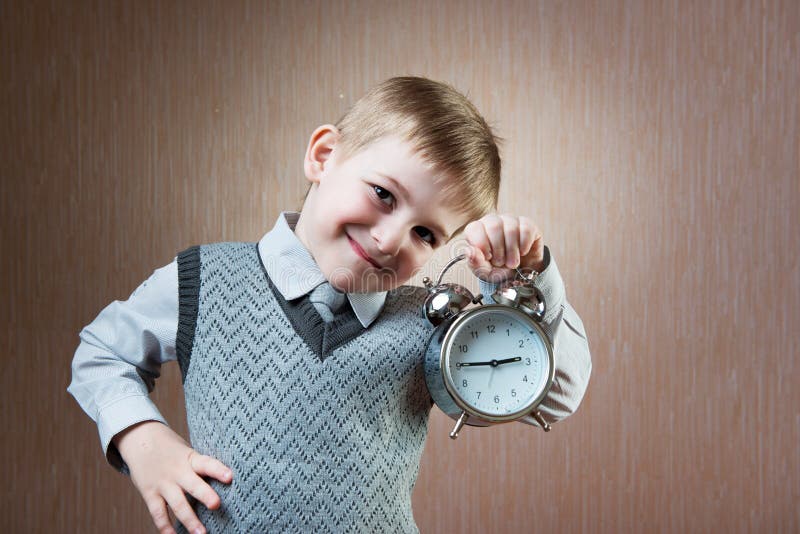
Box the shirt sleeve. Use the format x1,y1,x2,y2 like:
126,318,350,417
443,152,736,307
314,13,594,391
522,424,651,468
477,246,592,425
67,259,179,471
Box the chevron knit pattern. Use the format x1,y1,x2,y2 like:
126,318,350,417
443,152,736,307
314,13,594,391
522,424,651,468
176,242,433,533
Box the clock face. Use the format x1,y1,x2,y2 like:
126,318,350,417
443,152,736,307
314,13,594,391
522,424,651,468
443,306,553,420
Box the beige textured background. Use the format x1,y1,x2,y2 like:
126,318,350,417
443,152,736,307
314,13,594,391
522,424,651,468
2,1,798,532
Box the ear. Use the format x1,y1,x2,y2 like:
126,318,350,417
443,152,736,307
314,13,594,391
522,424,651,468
303,124,340,183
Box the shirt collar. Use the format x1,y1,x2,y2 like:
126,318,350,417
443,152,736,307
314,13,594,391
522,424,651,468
257,212,387,328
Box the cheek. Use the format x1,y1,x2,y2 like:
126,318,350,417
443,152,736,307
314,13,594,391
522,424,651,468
399,248,433,278
328,191,374,223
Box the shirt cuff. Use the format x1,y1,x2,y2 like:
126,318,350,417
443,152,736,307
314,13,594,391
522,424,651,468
97,394,168,474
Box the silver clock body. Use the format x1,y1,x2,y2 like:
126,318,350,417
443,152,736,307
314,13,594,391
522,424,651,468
423,304,555,429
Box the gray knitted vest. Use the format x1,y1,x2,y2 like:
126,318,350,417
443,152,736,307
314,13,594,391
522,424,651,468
175,242,433,533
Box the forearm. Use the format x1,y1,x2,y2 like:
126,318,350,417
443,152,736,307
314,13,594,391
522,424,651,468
539,300,591,422
67,259,180,471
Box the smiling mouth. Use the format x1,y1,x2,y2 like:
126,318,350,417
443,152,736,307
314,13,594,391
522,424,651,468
347,235,382,269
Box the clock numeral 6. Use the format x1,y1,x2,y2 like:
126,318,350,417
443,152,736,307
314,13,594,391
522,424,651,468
493,395,500,403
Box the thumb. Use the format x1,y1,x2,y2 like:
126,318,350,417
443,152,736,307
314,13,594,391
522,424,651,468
465,245,487,270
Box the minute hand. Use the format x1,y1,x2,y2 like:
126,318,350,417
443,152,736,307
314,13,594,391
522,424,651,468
456,357,522,368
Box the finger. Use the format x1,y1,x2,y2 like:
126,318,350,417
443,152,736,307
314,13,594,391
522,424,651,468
518,217,537,258
481,214,506,267
179,472,222,511
530,233,545,264
162,484,205,534
144,494,177,534
466,245,488,271
519,218,545,272
189,451,233,484
463,221,492,264
519,218,544,261
500,214,521,268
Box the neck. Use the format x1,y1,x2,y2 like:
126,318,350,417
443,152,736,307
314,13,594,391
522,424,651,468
292,189,315,256
293,212,311,252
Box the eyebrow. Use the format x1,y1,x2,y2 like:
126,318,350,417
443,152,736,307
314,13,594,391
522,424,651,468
375,172,452,242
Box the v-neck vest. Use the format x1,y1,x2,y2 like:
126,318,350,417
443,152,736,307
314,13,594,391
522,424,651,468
175,242,433,533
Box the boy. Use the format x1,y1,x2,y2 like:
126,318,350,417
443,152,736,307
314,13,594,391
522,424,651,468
69,77,591,533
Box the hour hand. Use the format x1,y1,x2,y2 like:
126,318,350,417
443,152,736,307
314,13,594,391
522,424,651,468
456,357,521,368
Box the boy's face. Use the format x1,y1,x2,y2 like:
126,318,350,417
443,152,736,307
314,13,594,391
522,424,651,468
295,131,470,293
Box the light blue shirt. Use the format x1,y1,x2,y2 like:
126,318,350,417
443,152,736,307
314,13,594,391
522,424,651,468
67,212,389,458
68,212,586,461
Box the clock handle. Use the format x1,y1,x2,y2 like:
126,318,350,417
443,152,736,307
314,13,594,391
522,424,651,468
433,254,467,286
449,411,469,439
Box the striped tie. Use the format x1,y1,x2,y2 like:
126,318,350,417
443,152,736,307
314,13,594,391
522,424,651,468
308,282,346,322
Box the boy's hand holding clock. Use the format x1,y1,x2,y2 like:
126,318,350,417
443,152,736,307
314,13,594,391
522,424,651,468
463,214,546,283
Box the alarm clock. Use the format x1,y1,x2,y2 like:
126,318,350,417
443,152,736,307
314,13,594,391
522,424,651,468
422,254,555,439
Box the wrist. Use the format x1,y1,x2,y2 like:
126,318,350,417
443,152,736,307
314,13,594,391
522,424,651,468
521,246,550,275
113,420,170,460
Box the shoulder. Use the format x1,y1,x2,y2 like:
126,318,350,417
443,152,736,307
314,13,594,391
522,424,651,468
175,242,262,292
386,284,428,305
177,242,258,266
180,241,258,256
382,284,429,324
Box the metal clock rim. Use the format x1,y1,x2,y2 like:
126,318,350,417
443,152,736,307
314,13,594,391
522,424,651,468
439,304,556,423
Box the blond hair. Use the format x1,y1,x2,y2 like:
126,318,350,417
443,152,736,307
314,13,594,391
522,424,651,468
335,77,501,226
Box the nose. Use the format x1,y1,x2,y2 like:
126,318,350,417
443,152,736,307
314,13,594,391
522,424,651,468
371,223,405,257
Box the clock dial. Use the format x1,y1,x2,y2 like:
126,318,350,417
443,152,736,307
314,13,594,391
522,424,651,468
444,307,551,419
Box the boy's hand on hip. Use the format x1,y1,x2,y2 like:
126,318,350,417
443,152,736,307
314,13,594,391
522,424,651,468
463,214,545,284
113,421,233,534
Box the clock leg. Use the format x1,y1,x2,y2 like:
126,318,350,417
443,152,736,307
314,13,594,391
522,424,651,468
449,411,469,439
519,411,552,431
532,410,551,432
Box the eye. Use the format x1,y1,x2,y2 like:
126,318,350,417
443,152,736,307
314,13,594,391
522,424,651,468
372,185,394,206
413,226,436,245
